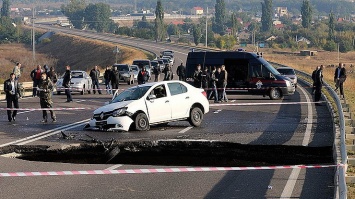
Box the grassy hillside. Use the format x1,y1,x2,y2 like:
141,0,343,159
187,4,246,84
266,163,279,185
36,33,148,75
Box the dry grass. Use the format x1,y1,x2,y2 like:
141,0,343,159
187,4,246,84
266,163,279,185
0,43,58,82
36,33,147,75
263,49,355,111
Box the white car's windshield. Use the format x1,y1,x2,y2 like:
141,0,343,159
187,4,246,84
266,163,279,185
111,86,151,103
71,72,83,78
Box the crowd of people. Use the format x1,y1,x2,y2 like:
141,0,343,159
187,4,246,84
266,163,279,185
3,60,349,122
191,64,228,103
311,62,347,105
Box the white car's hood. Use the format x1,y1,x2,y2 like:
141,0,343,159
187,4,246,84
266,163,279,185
93,100,134,114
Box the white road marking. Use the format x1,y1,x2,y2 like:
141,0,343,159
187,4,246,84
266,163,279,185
280,85,313,198
0,119,90,147
17,110,35,115
178,127,193,134
105,164,123,170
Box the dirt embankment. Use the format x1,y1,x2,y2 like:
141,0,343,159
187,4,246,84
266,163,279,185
36,33,148,74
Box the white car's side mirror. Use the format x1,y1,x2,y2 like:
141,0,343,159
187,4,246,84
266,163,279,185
148,94,157,100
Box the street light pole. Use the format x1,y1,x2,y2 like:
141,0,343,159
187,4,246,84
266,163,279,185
205,7,208,47
32,7,36,64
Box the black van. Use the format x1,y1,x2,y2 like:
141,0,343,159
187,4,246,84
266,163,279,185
186,51,295,100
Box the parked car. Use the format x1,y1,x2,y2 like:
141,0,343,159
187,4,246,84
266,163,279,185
132,59,151,69
160,58,171,67
276,67,298,88
56,70,92,95
84,81,210,132
161,50,174,56
162,56,174,65
113,64,138,85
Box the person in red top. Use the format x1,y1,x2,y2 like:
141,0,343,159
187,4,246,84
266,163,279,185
137,65,149,84
30,65,43,97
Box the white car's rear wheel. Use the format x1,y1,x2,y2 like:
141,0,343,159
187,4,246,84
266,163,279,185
188,107,203,127
134,113,150,131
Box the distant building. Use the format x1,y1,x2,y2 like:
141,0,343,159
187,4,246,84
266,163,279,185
191,7,204,15
274,24,284,30
297,36,311,45
237,31,251,42
266,36,278,41
275,7,288,17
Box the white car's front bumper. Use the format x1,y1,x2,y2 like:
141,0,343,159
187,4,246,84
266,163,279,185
87,116,134,132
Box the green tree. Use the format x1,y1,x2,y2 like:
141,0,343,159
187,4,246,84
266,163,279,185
61,0,86,29
1,0,10,17
301,0,312,29
84,3,112,32
261,0,272,32
192,24,202,46
230,13,238,37
328,12,335,41
167,24,179,36
0,16,16,42
213,0,226,34
154,0,165,41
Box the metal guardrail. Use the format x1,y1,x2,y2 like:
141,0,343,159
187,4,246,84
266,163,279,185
270,61,347,199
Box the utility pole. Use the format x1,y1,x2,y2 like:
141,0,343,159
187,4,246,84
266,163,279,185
205,7,208,47
32,7,36,64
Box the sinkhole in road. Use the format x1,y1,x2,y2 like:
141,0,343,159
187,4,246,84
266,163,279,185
1,140,333,166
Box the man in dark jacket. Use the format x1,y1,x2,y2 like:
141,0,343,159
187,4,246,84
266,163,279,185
104,65,112,94
90,65,102,94
62,65,72,102
311,65,320,94
201,67,210,90
314,65,324,105
110,65,120,93
137,66,149,84
334,63,347,99
176,63,186,81
208,66,219,102
38,72,56,123
193,64,202,88
4,73,21,122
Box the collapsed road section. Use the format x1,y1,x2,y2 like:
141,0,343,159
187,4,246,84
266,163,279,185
0,140,333,166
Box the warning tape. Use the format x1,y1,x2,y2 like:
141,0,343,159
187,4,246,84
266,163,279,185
0,164,342,177
0,107,92,111
209,101,325,107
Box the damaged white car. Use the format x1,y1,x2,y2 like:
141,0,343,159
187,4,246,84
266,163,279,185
84,81,210,131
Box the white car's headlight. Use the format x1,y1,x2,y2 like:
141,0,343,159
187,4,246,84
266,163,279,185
286,80,291,87
112,107,128,117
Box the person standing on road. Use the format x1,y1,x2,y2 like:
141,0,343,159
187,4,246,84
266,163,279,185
110,65,120,94
176,63,186,81
193,64,202,88
153,64,161,82
138,66,149,84
201,67,210,91
208,66,219,102
38,72,56,123
13,62,21,81
163,64,172,81
47,66,58,84
63,65,73,103
311,65,320,95
314,65,324,105
90,65,102,94
30,65,43,97
334,63,347,99
4,73,21,122
219,65,228,102
104,65,112,94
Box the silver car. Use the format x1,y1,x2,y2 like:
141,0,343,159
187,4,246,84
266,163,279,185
276,67,298,88
113,64,138,85
56,70,92,95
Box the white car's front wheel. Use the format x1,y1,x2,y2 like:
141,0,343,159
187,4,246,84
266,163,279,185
134,113,150,131
188,107,203,127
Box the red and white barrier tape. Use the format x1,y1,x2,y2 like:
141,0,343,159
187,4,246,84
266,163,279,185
0,164,342,177
0,107,91,111
209,101,325,107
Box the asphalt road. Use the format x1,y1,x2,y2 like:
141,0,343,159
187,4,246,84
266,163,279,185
0,25,336,199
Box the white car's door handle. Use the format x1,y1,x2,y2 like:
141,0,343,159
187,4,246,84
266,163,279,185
185,96,190,99
165,100,169,103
